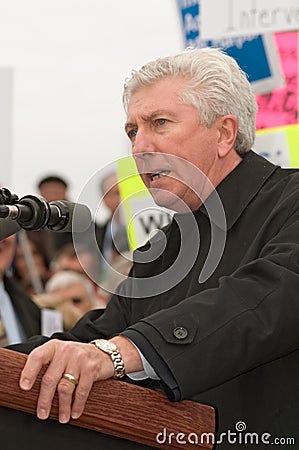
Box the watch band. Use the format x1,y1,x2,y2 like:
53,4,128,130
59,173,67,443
90,339,125,379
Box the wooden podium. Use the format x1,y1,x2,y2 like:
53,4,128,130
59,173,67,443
0,348,215,450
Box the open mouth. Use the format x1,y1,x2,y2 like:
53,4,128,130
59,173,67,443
149,170,171,181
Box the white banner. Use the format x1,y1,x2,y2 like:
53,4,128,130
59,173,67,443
200,0,299,39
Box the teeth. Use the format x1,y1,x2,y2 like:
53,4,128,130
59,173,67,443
150,170,170,181
151,174,161,181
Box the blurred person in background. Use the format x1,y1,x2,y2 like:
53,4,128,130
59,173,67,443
0,234,41,346
13,232,50,295
95,171,132,301
26,174,73,267
50,242,99,280
37,175,68,203
50,242,105,304
34,270,99,330
95,171,129,262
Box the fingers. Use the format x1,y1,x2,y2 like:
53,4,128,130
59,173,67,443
59,371,93,423
35,357,70,421
56,371,80,423
20,340,56,391
19,340,101,424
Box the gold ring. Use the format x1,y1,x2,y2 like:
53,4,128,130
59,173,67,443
62,373,79,386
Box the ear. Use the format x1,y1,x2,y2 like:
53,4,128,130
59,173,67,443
217,115,238,158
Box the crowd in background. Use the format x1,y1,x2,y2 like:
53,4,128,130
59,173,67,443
0,171,132,345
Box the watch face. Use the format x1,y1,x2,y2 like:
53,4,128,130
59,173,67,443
97,339,117,353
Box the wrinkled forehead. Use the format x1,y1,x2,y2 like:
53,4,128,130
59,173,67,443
126,76,187,119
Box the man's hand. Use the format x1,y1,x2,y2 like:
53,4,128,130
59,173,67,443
19,339,114,424
19,337,143,424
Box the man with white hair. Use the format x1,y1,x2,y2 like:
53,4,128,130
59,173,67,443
8,47,299,447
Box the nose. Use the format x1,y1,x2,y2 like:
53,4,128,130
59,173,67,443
132,127,155,159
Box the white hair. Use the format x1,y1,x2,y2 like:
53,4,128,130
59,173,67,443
45,270,95,303
123,47,257,156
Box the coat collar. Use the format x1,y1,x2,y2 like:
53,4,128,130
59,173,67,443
200,150,279,230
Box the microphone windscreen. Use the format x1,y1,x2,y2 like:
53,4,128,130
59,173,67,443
0,218,21,240
52,201,92,233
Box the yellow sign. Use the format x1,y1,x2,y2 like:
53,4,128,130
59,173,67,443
116,156,172,251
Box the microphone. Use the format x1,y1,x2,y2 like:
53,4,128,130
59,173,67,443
0,218,21,241
0,194,92,240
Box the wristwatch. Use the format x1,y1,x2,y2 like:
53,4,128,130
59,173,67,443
90,339,125,379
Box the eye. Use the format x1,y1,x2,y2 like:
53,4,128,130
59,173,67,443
155,118,167,126
72,297,83,304
127,129,137,139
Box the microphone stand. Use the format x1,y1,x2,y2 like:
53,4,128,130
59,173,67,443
0,188,44,293
17,230,44,295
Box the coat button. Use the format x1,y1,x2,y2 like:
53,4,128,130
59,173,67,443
173,326,188,340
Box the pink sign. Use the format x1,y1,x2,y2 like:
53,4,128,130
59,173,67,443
256,32,298,130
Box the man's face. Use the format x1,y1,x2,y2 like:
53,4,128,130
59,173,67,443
39,182,67,202
101,174,121,216
125,76,222,212
50,283,92,315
